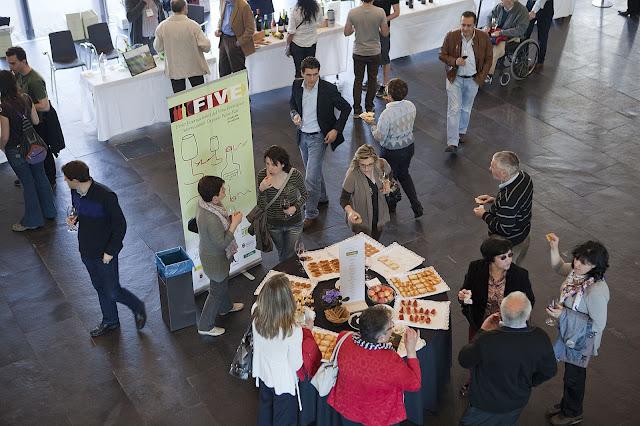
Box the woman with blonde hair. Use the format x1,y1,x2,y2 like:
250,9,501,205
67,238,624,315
252,273,320,426
340,144,392,240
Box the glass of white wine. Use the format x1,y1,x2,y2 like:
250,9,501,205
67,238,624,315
66,206,78,232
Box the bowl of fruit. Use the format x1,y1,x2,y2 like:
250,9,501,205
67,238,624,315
367,284,396,306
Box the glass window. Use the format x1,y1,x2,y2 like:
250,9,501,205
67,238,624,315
28,0,97,39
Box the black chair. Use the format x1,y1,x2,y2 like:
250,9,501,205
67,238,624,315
187,4,206,30
86,23,118,60
47,30,86,101
0,17,10,27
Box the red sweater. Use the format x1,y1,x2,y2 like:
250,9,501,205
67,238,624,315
327,331,422,426
297,327,322,381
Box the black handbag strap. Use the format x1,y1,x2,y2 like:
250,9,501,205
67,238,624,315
264,168,294,211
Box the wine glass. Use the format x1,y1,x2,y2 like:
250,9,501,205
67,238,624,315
66,206,78,232
295,239,306,272
281,198,291,216
545,297,558,327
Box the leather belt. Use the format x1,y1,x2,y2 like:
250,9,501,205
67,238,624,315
302,131,321,135
459,74,477,79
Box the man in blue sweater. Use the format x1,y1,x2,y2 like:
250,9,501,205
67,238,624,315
62,161,146,337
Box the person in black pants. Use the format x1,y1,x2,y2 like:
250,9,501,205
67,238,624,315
286,0,321,78
62,160,147,337
619,0,640,16
525,0,554,70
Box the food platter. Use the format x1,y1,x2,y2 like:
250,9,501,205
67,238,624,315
301,249,341,282
325,232,385,266
392,325,427,358
254,270,316,296
393,298,451,330
312,327,339,362
387,266,450,299
368,242,425,278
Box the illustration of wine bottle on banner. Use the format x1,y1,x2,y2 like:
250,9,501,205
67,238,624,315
167,71,261,292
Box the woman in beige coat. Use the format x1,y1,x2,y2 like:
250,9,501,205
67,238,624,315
340,144,392,240
154,0,211,93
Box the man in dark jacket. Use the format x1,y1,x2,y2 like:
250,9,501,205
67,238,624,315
289,57,351,230
459,291,557,425
62,161,146,337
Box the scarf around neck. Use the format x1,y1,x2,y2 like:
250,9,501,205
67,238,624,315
560,269,595,310
199,198,238,260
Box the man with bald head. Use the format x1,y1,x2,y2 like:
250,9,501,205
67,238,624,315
459,291,557,424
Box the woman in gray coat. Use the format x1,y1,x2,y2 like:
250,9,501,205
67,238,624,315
545,234,610,426
196,176,244,337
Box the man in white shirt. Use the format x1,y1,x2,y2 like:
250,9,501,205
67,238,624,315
289,57,351,229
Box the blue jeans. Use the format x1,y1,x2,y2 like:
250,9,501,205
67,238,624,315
6,148,56,227
82,256,145,326
298,131,327,220
268,221,303,262
446,76,479,147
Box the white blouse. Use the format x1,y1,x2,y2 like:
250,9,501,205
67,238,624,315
252,321,303,396
288,7,321,48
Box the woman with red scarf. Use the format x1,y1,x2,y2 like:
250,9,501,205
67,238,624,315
545,234,610,426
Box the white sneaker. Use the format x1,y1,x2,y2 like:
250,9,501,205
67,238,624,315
220,303,244,316
198,327,225,336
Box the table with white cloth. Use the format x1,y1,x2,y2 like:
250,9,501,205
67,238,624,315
80,55,218,142
389,0,477,61
246,25,348,95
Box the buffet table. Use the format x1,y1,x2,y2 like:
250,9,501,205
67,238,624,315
80,55,218,142
262,249,452,425
247,25,348,95
390,0,477,60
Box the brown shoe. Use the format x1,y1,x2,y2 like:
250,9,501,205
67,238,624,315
459,133,466,143
549,413,583,425
303,218,316,230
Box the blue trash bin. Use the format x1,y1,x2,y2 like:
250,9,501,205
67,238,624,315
155,247,197,331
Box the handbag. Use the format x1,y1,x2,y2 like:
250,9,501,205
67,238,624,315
310,331,352,397
17,108,48,165
247,169,294,252
229,323,254,380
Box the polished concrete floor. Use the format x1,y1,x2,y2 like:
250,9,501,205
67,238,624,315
2,4,640,426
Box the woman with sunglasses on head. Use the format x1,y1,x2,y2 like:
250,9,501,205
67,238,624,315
544,234,609,426
340,144,392,241
457,235,535,397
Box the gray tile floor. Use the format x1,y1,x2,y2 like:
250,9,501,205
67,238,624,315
1,4,640,425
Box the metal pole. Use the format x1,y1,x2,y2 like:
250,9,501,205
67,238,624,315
592,0,614,7
18,0,35,39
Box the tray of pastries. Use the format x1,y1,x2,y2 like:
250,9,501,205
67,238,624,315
368,243,425,278
387,266,450,299
302,249,341,282
254,270,316,297
393,298,451,330
312,327,339,362
325,233,385,266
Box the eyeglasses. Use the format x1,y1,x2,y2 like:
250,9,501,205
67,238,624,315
359,161,375,170
499,252,514,261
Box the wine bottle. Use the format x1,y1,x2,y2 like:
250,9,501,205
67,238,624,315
277,12,284,33
283,10,289,33
264,15,271,36
255,9,263,32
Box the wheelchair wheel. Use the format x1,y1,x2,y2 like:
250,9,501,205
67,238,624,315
500,72,511,87
511,39,539,80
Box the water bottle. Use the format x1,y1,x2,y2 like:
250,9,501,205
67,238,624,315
327,9,335,27
99,52,106,80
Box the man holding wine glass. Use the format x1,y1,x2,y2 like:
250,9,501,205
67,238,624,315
439,11,493,154
62,161,147,337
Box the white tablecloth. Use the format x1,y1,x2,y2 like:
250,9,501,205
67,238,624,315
246,25,348,95
390,0,477,61
80,55,218,142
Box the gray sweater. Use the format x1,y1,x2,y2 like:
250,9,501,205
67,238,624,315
554,262,609,355
489,2,530,39
196,204,234,282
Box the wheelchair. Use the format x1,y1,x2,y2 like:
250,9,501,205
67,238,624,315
495,37,540,86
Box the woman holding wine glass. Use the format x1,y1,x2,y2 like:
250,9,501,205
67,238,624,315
340,144,392,241
545,233,610,426
257,145,308,262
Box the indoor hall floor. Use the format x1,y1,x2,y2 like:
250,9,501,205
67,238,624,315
1,4,640,426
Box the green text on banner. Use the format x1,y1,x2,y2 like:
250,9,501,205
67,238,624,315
167,70,260,292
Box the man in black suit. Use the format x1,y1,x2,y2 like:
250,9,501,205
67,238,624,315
289,57,351,230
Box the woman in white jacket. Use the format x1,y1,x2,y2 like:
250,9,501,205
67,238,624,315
252,273,304,426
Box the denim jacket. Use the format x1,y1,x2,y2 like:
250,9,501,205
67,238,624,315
553,308,595,368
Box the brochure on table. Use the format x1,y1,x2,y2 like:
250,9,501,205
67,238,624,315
167,70,261,292
338,237,366,312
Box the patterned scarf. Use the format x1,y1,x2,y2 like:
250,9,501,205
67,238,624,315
352,333,393,351
198,198,238,260
559,269,595,310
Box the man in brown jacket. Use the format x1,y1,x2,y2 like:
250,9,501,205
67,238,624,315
216,0,256,77
439,11,492,154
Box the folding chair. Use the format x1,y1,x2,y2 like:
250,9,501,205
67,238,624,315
46,30,87,101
